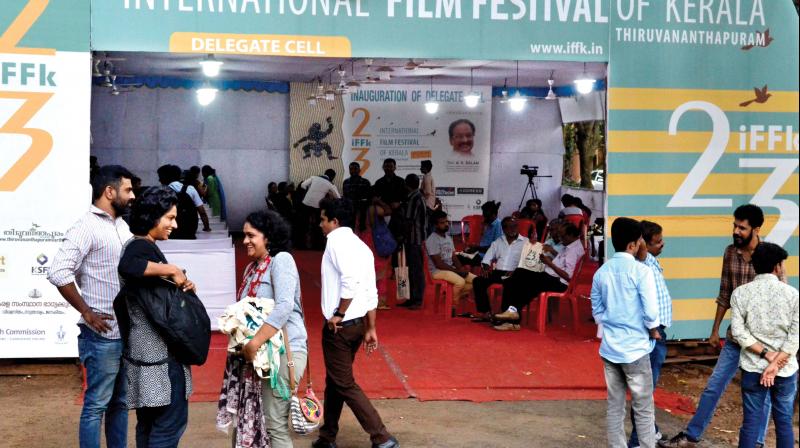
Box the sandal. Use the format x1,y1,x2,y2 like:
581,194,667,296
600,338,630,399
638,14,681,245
471,314,492,323
456,312,474,318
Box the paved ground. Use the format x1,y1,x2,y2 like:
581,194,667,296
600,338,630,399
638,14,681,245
0,363,740,448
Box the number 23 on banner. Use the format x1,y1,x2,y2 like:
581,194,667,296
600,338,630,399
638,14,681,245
351,107,371,174
0,0,55,192
667,101,799,246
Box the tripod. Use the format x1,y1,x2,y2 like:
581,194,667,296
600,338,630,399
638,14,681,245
517,174,552,211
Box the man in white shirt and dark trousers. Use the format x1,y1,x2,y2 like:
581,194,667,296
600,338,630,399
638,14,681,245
730,242,798,448
471,217,527,322
313,198,399,448
48,165,136,448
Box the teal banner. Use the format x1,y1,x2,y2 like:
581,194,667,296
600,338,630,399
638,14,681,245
0,1,89,52
607,0,800,340
90,0,609,60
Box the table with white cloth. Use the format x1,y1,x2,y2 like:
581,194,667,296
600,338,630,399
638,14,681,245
156,217,235,330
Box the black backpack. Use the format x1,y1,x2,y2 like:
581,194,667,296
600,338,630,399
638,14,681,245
115,280,211,366
173,183,198,239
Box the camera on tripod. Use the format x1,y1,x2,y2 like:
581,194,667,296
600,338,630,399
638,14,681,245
520,165,539,177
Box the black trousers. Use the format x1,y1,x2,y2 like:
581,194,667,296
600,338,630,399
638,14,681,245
404,244,426,304
472,271,509,313
501,269,566,312
319,322,391,445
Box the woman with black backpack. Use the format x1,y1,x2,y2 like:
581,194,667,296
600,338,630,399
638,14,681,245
116,186,202,447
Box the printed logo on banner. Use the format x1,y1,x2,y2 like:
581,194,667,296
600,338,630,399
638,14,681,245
55,325,67,344
457,188,484,195
436,187,456,197
1,224,64,243
0,255,6,278
31,253,50,276
0,2,59,192
28,289,42,299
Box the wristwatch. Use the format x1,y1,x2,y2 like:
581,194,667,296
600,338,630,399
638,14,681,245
759,348,769,359
333,308,345,319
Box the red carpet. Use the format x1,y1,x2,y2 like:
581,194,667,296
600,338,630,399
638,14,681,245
185,248,696,415
74,247,695,415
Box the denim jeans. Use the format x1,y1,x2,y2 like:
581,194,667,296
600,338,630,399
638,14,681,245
629,326,667,447
77,324,128,448
603,354,655,448
739,371,797,448
685,338,770,444
135,360,188,448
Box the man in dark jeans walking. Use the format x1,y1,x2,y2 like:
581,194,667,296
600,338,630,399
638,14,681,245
397,174,427,309
314,198,399,448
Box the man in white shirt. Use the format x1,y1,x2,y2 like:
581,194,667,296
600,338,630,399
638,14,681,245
301,169,340,209
420,160,437,235
313,198,399,448
471,217,528,322
157,164,211,239
493,222,585,331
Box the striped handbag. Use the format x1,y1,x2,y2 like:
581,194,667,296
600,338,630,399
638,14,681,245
282,327,322,435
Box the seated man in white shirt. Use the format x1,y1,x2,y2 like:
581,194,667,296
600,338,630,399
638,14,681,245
493,222,585,331
471,217,528,323
425,210,476,315
301,169,340,209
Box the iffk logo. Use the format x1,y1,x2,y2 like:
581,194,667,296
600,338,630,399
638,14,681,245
56,325,66,343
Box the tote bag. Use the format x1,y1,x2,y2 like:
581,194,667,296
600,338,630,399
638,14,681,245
394,246,410,301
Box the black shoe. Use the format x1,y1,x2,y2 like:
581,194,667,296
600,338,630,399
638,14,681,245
658,432,697,448
372,436,400,448
397,300,414,308
311,439,337,448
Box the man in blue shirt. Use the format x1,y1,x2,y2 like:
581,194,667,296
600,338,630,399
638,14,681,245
629,220,672,447
458,201,502,266
591,217,661,448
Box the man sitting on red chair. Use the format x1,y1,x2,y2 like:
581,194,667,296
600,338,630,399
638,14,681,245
471,217,528,323
492,223,584,331
457,201,503,267
426,210,476,314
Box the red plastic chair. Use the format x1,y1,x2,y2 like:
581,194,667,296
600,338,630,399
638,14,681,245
517,219,535,241
538,225,549,243
422,250,455,320
525,256,586,334
488,283,504,313
563,214,584,230
460,215,484,247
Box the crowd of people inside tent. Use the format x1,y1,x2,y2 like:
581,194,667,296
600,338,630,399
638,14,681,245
47,159,797,448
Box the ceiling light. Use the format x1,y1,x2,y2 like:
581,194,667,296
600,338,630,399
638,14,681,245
425,75,438,114
199,54,223,77
197,85,218,106
377,65,393,81
574,63,594,94
545,75,557,100
325,88,336,101
424,101,439,114
508,91,526,112
464,68,480,108
508,61,526,112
